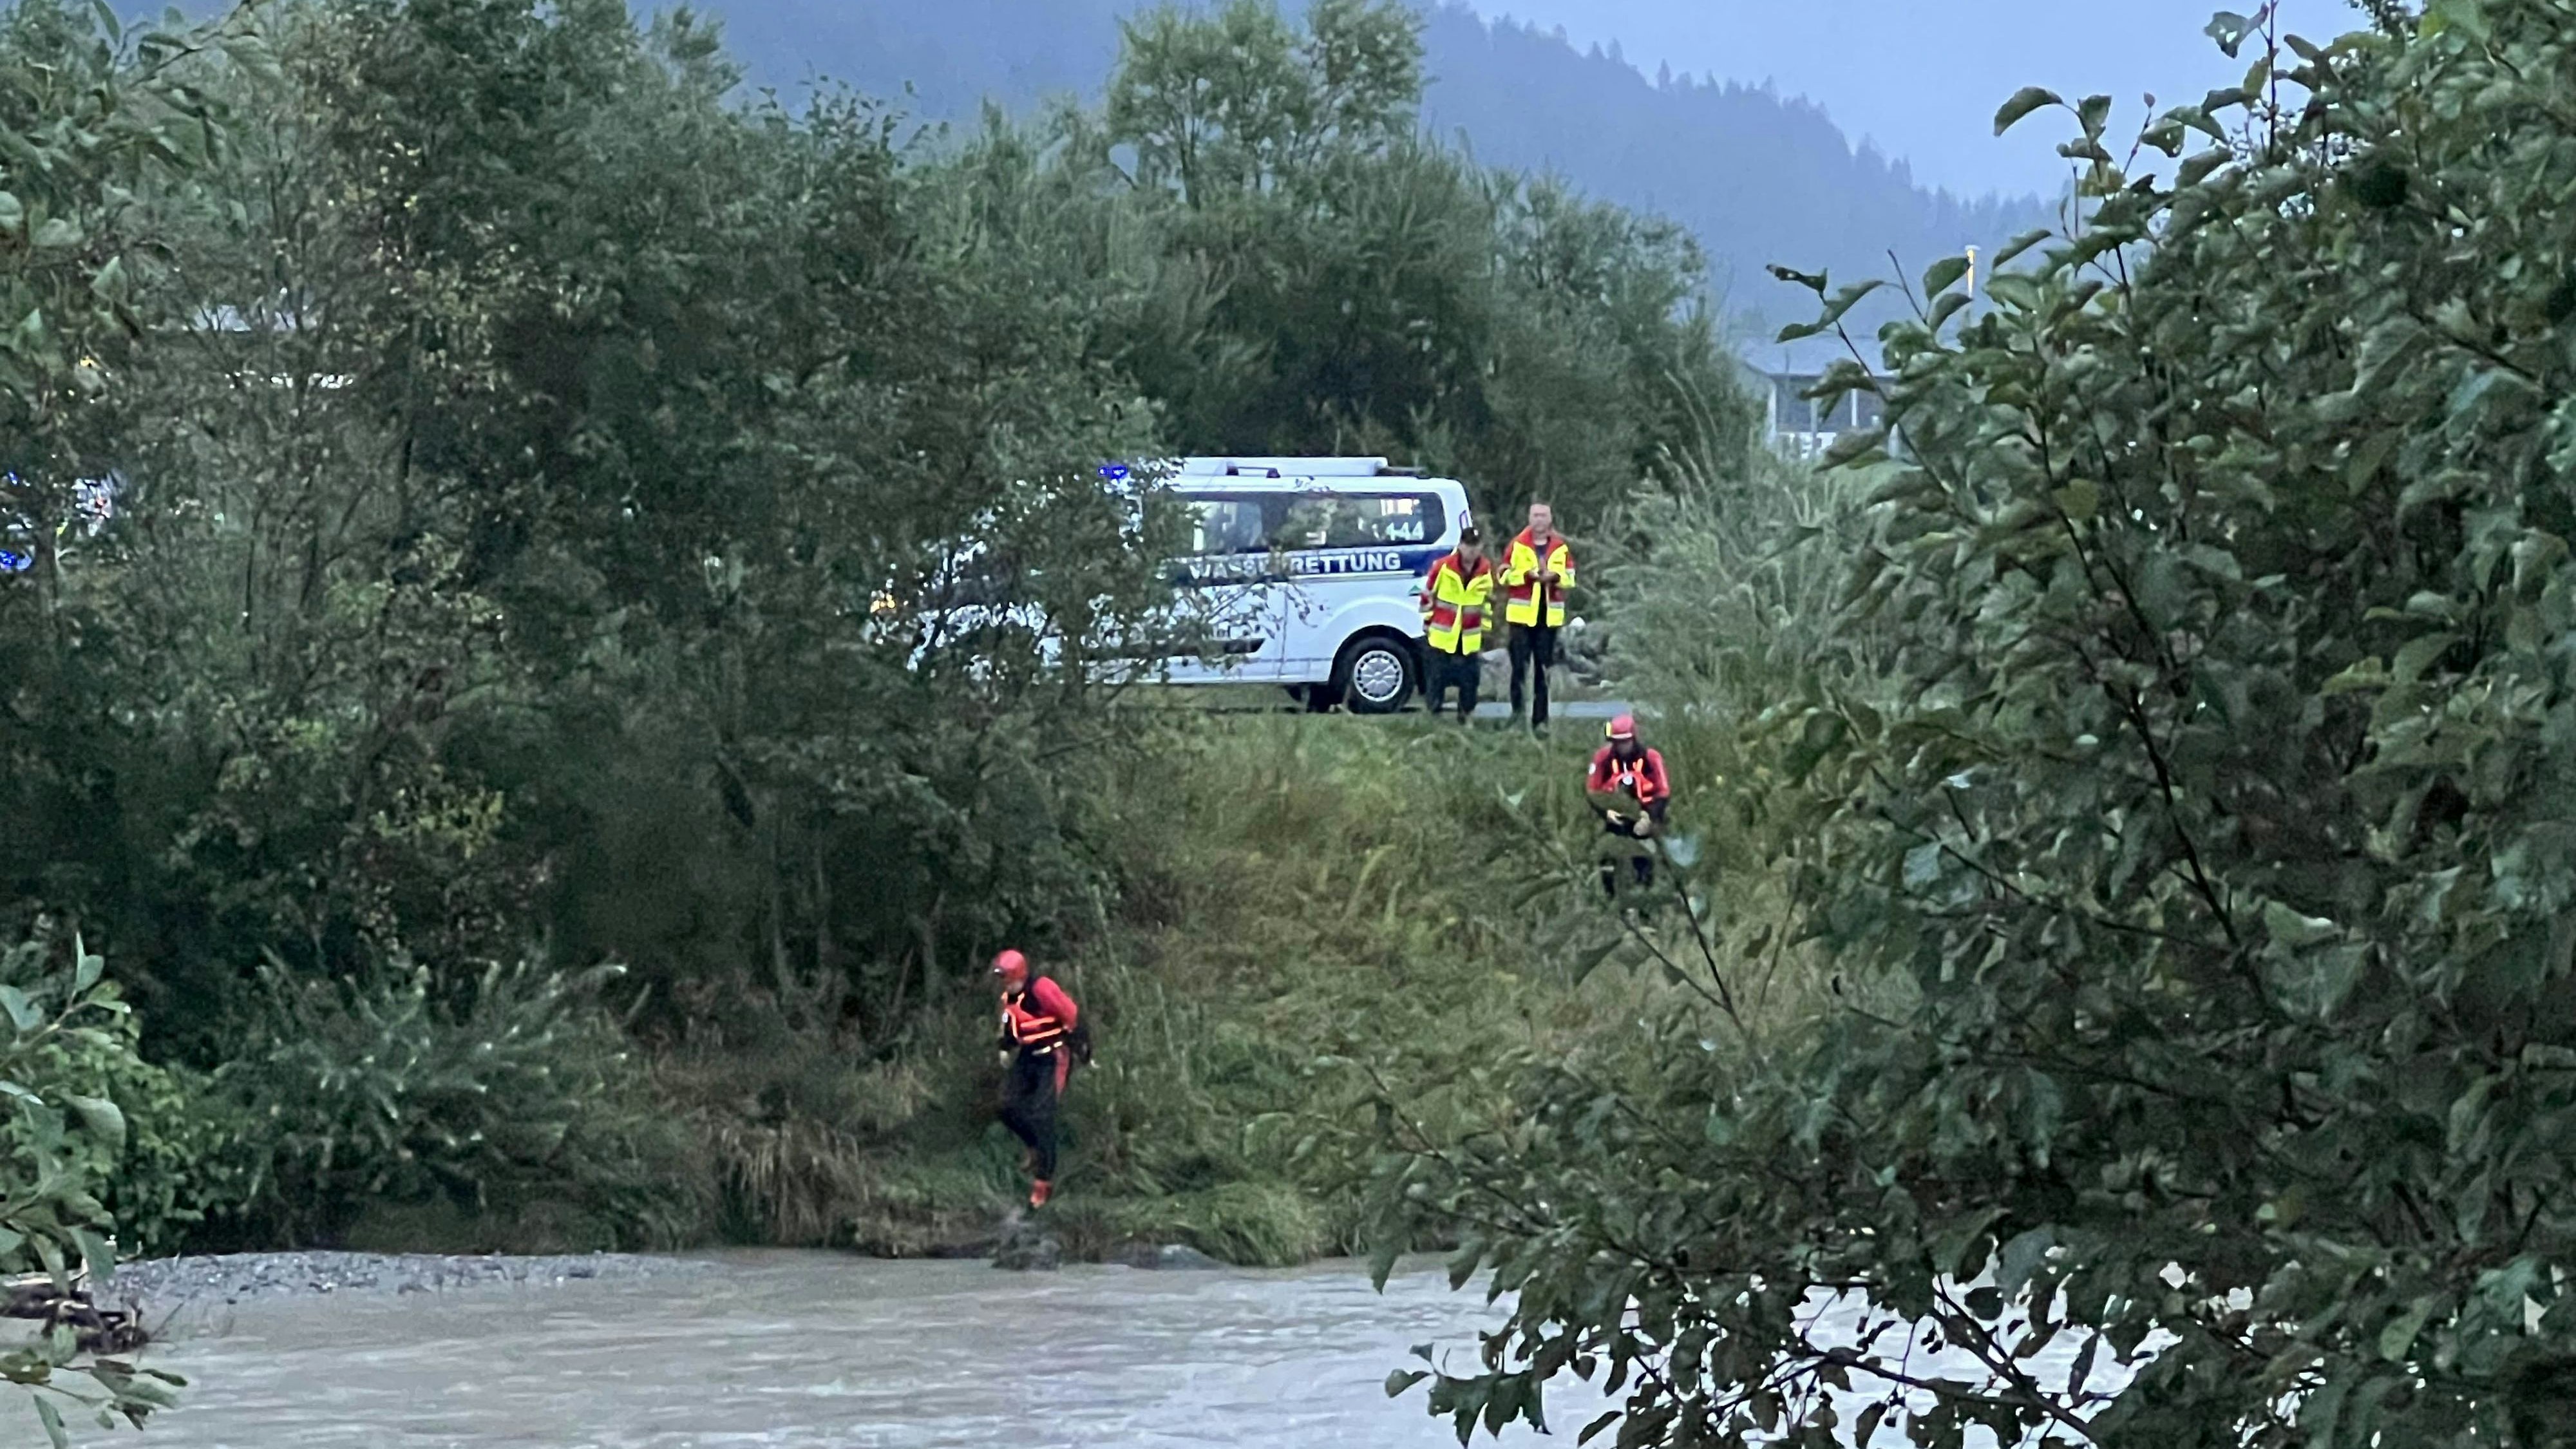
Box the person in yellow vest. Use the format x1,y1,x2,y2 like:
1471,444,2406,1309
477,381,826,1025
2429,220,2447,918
1417,525,1496,723
1501,502,1575,732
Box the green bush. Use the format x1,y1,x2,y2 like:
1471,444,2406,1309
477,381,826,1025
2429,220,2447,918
207,957,706,1251
654,965,940,1246
0,925,188,1439
1383,7,2576,1447
0,926,232,1262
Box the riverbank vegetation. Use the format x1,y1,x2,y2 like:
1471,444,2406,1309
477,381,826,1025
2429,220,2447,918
1,0,1748,1294
24,0,2576,1444
1381,5,2576,1447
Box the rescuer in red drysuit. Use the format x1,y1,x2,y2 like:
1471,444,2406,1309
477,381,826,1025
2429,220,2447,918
992,949,1081,1208
1586,714,1672,898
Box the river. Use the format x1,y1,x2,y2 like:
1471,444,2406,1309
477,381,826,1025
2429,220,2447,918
147,1252,1601,1448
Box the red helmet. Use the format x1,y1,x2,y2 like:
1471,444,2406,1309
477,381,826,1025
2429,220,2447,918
1606,714,1638,741
990,949,1029,979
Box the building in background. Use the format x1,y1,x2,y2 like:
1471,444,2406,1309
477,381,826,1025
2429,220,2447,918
1761,370,1889,459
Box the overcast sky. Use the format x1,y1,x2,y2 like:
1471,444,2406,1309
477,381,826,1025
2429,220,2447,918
1457,1,2357,199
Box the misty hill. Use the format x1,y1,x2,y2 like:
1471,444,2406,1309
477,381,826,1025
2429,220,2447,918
682,0,2056,360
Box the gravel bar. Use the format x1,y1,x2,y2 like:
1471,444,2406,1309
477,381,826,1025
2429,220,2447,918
100,1251,714,1314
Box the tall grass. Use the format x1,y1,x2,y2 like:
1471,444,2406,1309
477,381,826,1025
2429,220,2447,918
654,404,1903,1264
649,710,1701,1264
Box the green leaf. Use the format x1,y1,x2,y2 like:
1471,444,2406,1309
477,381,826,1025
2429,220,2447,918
1386,1369,1430,1397
2077,93,2113,138
1996,1226,2056,1295
1819,279,1886,327
1922,254,1971,298
30,218,82,251
1367,1231,1402,1291
0,193,21,238
1929,1208,2007,1278
2052,478,2101,524
0,987,39,1034
1765,264,1828,296
2423,0,2492,42
2205,11,2255,58
1994,86,2064,136
1824,426,1888,467
2380,1297,2438,1362
2392,631,2458,684
2263,900,2340,948
34,1397,66,1449
1992,227,2054,269
2320,659,2391,696
2173,149,2232,191
66,1095,125,1153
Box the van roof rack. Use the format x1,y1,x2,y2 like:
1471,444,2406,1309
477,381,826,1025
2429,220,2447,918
1376,464,1426,477
1177,456,1391,479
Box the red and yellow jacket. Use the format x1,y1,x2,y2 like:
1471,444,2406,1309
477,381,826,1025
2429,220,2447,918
1420,550,1496,655
1501,529,1574,629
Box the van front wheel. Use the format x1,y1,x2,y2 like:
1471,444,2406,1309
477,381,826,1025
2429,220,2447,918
1336,636,1418,715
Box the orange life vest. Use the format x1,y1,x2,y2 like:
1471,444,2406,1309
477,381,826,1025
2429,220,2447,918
1587,744,1671,808
1001,979,1077,1053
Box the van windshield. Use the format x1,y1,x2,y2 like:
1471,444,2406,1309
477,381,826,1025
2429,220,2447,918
1273,492,1444,549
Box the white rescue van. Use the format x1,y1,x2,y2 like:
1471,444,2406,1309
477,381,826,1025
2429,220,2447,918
1157,457,1472,713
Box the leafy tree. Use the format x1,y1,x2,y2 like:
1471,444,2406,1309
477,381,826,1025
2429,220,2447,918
1106,0,1417,208
1380,4,2576,1446
1085,0,1748,528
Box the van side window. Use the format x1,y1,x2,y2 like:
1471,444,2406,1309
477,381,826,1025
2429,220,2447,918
1273,492,1446,549
1184,496,1270,555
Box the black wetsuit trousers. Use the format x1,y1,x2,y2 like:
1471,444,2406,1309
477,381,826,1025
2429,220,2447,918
1508,624,1557,726
1426,649,1481,721
1001,1050,1061,1180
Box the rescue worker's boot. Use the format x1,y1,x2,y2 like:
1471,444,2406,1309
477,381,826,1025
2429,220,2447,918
1598,861,1620,900
1030,1179,1053,1209
1633,855,1655,891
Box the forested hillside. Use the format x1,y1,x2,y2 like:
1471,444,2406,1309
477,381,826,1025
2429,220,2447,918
668,0,2056,346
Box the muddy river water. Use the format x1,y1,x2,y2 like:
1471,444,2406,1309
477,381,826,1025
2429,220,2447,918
147,1252,1601,1448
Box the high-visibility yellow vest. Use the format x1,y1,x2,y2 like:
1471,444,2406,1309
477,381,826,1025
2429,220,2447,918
1421,552,1495,654
1502,530,1574,628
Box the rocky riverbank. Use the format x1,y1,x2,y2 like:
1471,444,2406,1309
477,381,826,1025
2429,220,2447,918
102,1251,714,1316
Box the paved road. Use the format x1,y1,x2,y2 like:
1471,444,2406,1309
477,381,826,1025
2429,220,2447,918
1468,698,1628,721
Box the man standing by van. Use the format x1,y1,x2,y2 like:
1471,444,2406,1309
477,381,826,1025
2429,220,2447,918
1502,502,1575,732
1419,526,1495,722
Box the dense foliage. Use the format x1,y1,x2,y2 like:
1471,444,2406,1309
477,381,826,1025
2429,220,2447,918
0,928,192,1441
0,0,1743,1329
1382,3,2576,1446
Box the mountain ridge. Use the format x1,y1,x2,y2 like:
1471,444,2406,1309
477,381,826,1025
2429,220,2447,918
674,0,2057,361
